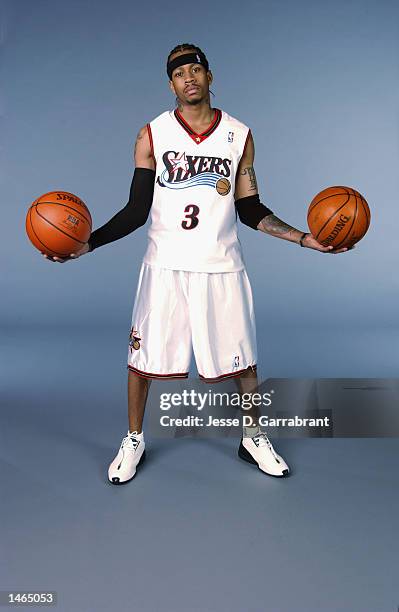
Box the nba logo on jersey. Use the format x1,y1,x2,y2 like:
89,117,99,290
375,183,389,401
228,131,234,143
233,355,240,369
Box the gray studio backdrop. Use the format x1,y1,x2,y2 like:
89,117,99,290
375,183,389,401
2,4,399,612
2,0,399,376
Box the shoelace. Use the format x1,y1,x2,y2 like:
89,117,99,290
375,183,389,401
121,431,140,451
117,432,140,469
253,432,280,463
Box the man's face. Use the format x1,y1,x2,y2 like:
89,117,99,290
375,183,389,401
169,51,213,105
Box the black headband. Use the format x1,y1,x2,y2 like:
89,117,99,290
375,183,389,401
167,51,209,80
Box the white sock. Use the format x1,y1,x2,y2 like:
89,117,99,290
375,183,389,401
243,424,261,438
128,430,144,441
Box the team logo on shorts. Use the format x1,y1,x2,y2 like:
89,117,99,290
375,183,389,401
129,327,141,351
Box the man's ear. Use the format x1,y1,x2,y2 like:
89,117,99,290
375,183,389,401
169,80,176,95
207,70,213,86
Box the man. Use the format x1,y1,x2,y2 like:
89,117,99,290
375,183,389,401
44,43,349,484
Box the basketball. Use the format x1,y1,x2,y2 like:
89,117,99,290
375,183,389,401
307,186,370,249
216,178,231,196
26,191,92,257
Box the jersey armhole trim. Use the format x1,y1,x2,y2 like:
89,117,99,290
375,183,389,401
242,128,251,158
146,123,156,164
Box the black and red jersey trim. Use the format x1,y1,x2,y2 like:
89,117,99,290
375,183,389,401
127,364,189,380
199,365,257,383
242,128,252,157
173,108,222,144
146,123,156,164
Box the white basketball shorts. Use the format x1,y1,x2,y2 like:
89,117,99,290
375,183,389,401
127,262,257,382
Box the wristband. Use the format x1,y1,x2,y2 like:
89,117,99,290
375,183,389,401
299,232,307,247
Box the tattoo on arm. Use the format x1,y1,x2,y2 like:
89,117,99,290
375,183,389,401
240,166,258,192
259,214,297,239
134,130,143,156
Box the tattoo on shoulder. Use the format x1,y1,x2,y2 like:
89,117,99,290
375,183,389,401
134,129,144,155
240,166,258,191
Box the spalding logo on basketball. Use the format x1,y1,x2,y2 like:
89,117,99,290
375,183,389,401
307,186,370,249
26,190,92,257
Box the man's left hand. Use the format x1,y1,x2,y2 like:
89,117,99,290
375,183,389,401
301,232,355,254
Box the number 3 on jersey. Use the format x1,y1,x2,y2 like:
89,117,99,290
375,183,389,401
181,204,200,230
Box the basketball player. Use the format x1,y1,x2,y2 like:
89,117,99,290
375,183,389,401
43,44,350,483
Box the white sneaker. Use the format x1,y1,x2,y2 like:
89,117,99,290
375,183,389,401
238,432,290,477
108,430,146,485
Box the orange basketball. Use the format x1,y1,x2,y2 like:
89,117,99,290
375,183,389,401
307,186,370,249
26,191,92,257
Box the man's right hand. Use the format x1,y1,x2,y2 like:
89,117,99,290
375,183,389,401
42,241,90,263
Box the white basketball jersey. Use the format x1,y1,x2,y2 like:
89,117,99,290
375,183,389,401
142,107,250,272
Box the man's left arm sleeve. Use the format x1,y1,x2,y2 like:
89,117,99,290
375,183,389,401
235,194,274,230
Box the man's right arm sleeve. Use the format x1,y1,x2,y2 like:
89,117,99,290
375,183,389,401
87,167,155,252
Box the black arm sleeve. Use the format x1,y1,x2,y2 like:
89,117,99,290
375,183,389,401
235,194,274,230
87,167,155,252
